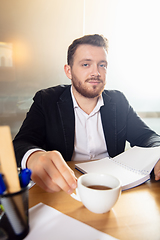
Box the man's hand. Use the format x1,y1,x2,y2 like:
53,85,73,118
26,150,77,193
154,159,160,181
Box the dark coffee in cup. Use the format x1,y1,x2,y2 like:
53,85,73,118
87,185,112,190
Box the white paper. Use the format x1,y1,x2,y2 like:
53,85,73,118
25,203,118,240
112,146,160,174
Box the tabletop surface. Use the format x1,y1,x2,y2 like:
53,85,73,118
29,161,160,240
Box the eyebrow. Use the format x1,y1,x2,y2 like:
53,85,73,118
79,59,92,63
99,60,108,64
79,59,108,64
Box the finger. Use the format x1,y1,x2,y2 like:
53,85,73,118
44,158,76,194
154,159,160,181
50,151,77,189
155,170,160,181
31,166,61,192
33,175,61,193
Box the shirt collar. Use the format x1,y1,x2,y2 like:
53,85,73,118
71,86,79,108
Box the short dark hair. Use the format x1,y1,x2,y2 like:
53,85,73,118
67,34,109,66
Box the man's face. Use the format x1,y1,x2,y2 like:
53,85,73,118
68,44,108,98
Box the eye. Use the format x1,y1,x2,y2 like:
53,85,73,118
82,63,89,67
99,63,107,68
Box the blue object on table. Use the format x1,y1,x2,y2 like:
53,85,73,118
0,174,6,194
19,169,32,188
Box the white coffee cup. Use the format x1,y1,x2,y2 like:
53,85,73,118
75,173,121,214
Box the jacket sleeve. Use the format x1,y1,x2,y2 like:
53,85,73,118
13,91,46,167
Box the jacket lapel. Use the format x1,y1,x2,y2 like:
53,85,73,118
57,86,75,161
101,91,117,157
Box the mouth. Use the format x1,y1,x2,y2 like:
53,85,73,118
88,81,101,85
86,78,103,85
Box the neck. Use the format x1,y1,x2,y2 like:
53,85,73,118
72,87,99,115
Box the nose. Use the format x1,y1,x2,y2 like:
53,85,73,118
90,64,100,77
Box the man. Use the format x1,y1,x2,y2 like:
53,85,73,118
13,34,160,194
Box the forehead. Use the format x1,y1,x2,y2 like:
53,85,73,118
73,44,108,63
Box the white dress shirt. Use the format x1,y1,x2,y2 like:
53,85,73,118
21,87,108,168
71,87,108,161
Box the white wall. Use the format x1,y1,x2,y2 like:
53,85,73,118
85,0,160,112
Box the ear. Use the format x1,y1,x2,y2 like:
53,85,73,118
64,64,72,80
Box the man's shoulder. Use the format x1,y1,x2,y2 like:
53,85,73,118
102,90,130,113
35,85,71,100
40,84,70,95
103,89,127,102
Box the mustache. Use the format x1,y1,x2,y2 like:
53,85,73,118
85,77,103,82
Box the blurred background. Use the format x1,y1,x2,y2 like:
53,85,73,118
0,0,160,138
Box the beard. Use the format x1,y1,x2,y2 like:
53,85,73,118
71,75,106,98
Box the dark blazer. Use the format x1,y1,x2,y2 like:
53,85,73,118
13,85,160,167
